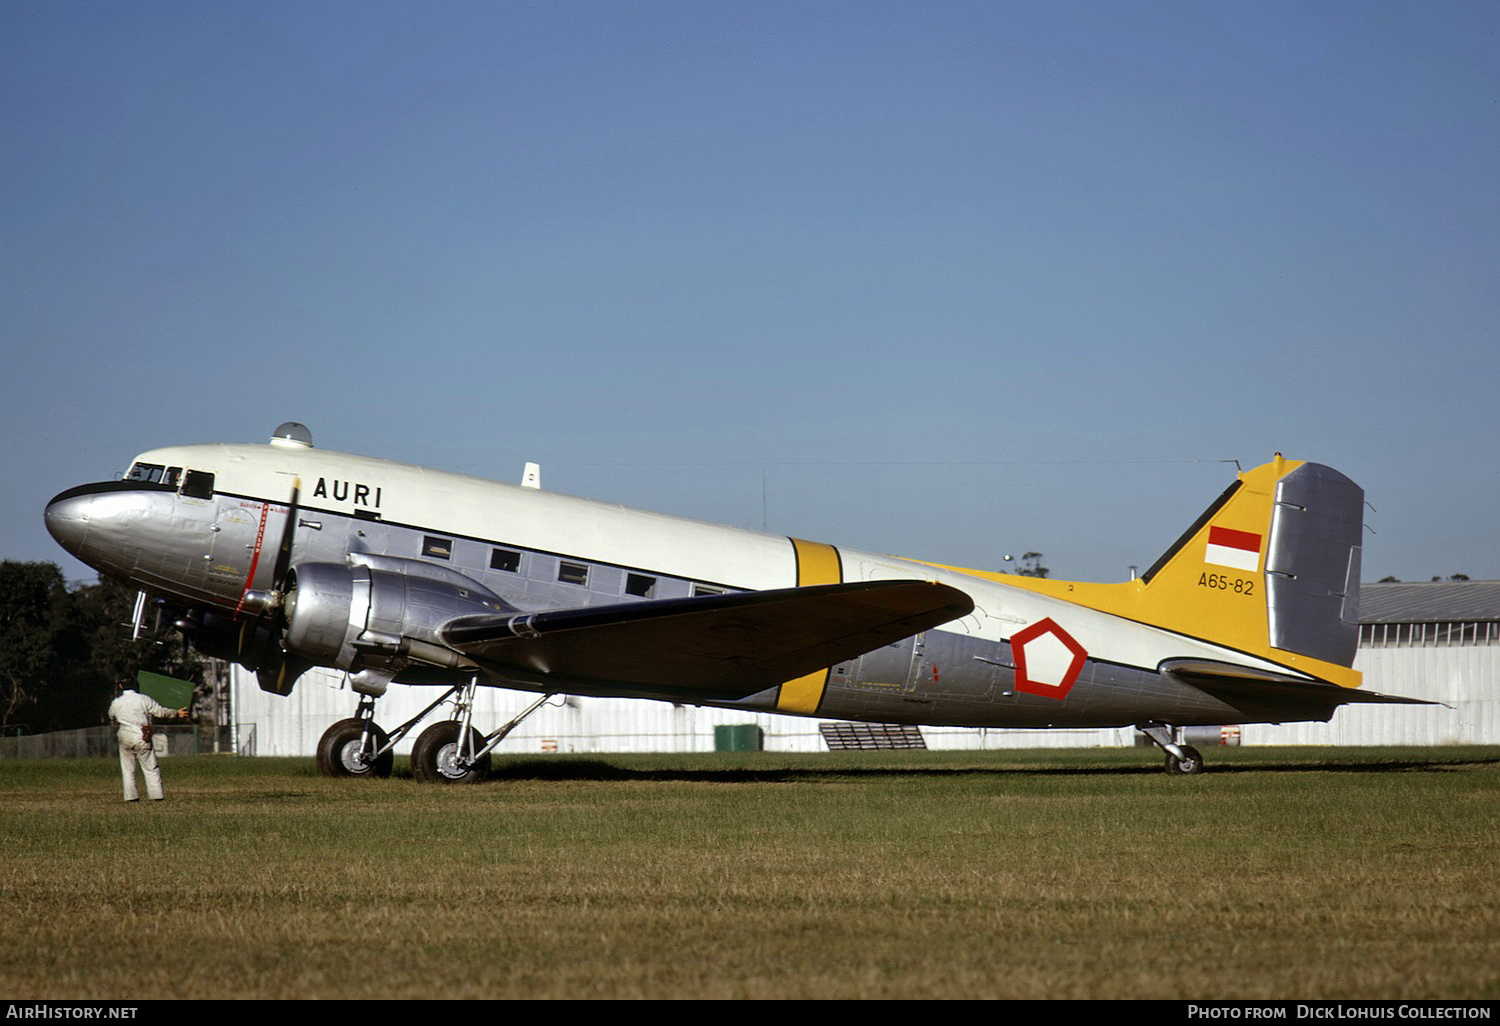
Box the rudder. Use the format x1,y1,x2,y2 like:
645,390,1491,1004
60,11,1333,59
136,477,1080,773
1264,462,1363,666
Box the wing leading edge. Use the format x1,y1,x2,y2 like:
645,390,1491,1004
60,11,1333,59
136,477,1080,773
441,580,975,699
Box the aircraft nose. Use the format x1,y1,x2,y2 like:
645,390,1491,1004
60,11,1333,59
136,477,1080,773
44,482,169,580
44,487,95,559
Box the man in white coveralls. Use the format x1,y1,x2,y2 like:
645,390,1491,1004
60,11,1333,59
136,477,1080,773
108,681,187,801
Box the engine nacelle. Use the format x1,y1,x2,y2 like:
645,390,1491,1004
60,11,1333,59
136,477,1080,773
282,561,512,687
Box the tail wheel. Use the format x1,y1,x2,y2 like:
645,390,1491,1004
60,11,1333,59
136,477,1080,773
317,717,394,778
1164,745,1205,775
411,721,492,784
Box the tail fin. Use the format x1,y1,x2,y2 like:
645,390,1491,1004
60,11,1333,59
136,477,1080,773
963,456,1365,688
1139,455,1363,668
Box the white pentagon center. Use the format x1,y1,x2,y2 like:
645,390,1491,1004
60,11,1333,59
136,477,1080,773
1018,630,1078,690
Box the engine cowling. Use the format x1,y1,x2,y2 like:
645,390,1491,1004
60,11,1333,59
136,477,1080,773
281,561,513,693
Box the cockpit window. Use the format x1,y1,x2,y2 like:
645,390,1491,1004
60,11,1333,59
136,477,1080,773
126,462,166,483
180,470,215,499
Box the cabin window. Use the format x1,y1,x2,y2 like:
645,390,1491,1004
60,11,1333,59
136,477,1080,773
422,536,453,560
558,562,589,586
626,573,656,598
692,584,725,597
490,548,521,573
180,470,214,499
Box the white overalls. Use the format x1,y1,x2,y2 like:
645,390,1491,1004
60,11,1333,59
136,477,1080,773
108,689,173,801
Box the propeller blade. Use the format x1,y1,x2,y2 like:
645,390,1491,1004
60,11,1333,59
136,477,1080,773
269,479,301,596
233,479,300,621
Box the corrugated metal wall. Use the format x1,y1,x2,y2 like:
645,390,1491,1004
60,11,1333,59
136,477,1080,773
1257,641,1499,747
231,639,1497,756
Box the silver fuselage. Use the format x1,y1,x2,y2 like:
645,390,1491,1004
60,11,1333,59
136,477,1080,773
44,439,1340,728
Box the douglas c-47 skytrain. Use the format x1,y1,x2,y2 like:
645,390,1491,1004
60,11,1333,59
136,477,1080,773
45,423,1427,781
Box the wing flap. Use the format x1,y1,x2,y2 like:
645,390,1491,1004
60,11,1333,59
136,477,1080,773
441,580,974,698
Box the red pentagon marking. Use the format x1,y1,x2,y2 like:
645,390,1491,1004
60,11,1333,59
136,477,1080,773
1010,617,1088,700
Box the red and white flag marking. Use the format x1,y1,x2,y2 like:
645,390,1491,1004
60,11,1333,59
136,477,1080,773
1205,526,1261,572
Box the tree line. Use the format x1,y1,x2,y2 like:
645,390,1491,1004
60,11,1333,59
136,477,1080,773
0,561,205,734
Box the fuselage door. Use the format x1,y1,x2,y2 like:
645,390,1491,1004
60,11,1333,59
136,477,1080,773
209,499,261,586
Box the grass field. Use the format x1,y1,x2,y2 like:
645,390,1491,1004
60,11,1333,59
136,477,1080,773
2,746,1497,1000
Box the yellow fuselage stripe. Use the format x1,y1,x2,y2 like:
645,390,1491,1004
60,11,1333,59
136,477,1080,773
776,538,843,714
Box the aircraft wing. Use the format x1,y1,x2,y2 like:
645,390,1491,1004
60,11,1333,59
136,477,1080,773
1160,658,1438,722
440,580,975,699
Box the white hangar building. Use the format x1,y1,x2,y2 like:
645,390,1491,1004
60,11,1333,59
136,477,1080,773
229,581,1499,757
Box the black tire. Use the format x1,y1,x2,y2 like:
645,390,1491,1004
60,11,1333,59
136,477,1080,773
1164,745,1205,776
316,718,394,778
411,721,491,784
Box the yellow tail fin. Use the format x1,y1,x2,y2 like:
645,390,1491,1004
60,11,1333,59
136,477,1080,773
939,457,1364,688
1129,455,1362,680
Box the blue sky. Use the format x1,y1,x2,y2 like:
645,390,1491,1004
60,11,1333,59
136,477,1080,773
4,1,1497,585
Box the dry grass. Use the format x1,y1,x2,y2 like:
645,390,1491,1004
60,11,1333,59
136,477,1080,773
2,747,1497,999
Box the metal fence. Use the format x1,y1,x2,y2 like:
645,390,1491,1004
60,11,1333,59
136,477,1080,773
0,725,234,760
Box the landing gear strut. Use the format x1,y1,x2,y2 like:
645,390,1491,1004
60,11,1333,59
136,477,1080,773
1137,723,1205,776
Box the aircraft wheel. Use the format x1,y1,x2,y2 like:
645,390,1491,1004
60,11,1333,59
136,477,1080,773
411,721,491,784
316,718,394,778
1164,745,1205,776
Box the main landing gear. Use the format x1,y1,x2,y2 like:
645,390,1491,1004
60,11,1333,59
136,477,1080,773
1137,723,1205,776
313,677,557,783
316,700,394,778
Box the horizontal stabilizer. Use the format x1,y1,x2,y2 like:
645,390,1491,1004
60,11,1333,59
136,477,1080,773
1161,658,1435,722
441,580,975,698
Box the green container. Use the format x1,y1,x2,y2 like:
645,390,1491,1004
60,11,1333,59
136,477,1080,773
714,724,763,752
136,671,194,710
